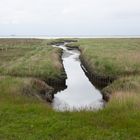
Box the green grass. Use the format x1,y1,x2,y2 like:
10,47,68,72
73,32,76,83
103,75,140,94
69,38,140,77
70,38,140,98
0,39,66,81
0,38,140,140
102,75,140,101
0,76,140,140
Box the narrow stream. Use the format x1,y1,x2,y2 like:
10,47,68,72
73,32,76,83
52,44,104,111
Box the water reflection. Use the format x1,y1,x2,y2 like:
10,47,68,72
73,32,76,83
52,44,104,111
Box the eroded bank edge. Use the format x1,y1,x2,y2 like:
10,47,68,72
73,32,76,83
65,41,116,102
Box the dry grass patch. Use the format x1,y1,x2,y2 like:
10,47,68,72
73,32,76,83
69,38,140,77
0,39,66,81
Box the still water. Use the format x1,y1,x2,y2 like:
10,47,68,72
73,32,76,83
52,44,104,111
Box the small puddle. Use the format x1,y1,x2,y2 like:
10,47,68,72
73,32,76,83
52,43,104,111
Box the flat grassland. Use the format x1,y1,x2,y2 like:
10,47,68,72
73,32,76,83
0,39,65,80
0,38,140,140
70,38,140,77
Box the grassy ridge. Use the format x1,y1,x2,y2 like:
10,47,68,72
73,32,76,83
69,38,140,77
102,75,140,100
0,39,66,81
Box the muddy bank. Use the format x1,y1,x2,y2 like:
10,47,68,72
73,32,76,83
21,78,54,102
45,48,67,95
46,49,67,87
23,43,68,102
46,39,78,89
65,43,115,86
79,55,116,86
4,41,73,103
65,43,116,101
80,56,115,101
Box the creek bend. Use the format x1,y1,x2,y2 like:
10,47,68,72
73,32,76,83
52,43,104,111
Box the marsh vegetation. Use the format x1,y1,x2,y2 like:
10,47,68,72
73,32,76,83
0,38,140,140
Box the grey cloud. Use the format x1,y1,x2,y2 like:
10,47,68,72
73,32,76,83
0,0,140,36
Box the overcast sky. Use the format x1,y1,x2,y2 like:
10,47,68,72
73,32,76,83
0,0,140,36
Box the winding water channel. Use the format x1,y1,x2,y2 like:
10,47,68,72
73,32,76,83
52,44,104,111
